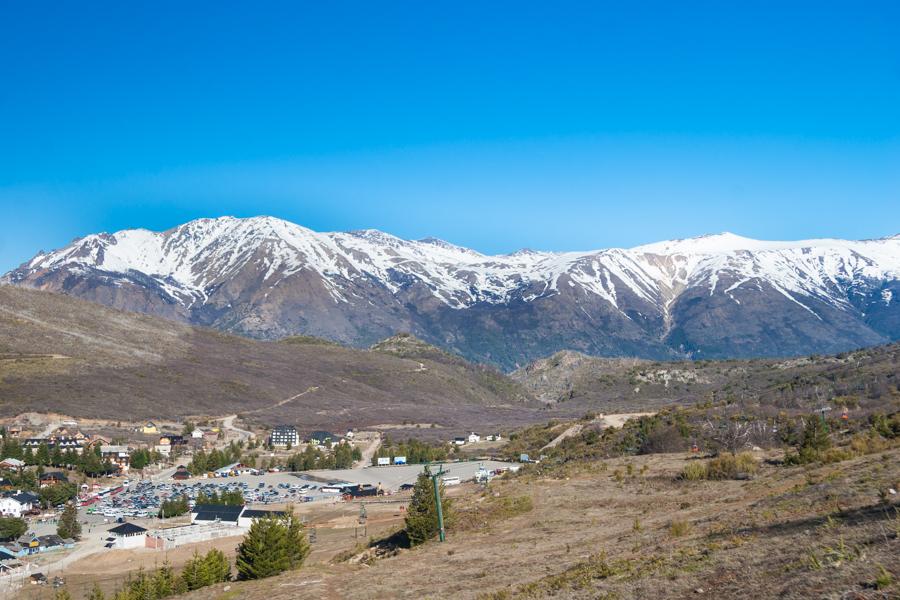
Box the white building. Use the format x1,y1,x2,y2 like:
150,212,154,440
269,425,300,448
0,458,25,470
106,523,147,549
0,492,38,518
467,432,481,444
191,428,204,439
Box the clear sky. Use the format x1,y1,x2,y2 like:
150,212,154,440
2,1,899,272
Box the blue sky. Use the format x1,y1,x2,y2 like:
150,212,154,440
1,1,899,272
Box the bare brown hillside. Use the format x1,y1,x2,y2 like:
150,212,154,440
0,286,540,434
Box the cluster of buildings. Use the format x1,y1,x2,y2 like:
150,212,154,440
0,533,75,559
105,503,285,550
452,432,501,446
268,425,349,448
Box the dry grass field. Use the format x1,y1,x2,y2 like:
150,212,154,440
152,447,900,600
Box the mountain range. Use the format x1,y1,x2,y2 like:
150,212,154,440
4,216,899,369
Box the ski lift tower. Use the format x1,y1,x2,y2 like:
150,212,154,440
424,463,447,542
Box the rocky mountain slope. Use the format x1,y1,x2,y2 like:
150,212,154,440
0,286,538,433
514,342,900,417
5,216,899,369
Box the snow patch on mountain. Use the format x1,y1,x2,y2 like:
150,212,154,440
7,217,900,321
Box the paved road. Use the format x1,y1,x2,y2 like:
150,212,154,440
221,414,253,442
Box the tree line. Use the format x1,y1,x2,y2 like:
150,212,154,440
284,441,361,471
371,437,449,466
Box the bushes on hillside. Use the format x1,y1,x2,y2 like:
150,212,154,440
679,452,758,481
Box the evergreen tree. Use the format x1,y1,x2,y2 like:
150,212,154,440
236,512,309,580
57,501,82,539
50,445,63,467
1,437,22,460
204,548,231,583
798,415,831,461
182,550,212,590
0,516,27,540
151,561,177,597
129,449,151,472
36,442,51,466
87,582,106,600
404,471,453,546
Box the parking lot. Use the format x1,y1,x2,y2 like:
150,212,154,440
310,460,516,490
72,459,514,528
82,474,335,523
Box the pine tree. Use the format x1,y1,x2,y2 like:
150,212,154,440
50,445,63,467
36,442,51,466
284,511,310,568
152,561,177,597
203,548,231,583
87,582,106,600
798,415,831,461
236,512,308,580
57,502,82,540
181,550,208,591
404,471,453,546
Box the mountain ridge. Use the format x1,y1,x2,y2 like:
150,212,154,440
4,216,900,369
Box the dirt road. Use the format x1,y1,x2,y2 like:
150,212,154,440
353,432,382,469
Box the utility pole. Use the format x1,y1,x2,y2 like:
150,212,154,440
424,464,446,542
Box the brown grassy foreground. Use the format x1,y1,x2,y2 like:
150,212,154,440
164,447,900,600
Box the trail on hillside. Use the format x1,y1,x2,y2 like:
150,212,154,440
240,386,320,416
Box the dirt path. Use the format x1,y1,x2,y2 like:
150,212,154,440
240,386,320,416
541,422,584,450
541,412,657,451
353,433,382,469
600,411,655,428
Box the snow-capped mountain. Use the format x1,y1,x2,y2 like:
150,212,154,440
4,216,899,369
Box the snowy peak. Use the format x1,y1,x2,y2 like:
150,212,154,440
4,216,900,369
8,217,900,312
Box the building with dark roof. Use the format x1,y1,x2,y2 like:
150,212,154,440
106,522,148,549
309,430,335,445
39,471,69,487
190,503,244,525
269,425,299,448
237,508,285,527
